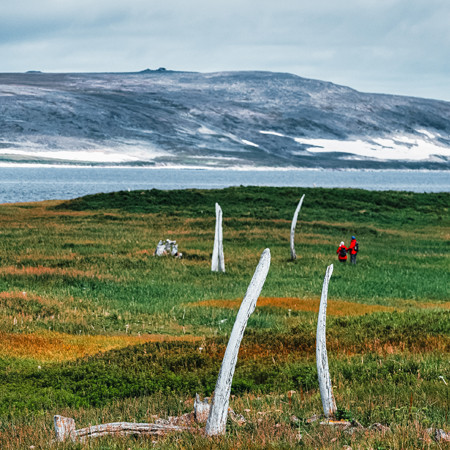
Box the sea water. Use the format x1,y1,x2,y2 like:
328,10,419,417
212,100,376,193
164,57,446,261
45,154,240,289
0,166,448,204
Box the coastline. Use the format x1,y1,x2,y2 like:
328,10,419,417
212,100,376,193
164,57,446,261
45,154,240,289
0,162,448,172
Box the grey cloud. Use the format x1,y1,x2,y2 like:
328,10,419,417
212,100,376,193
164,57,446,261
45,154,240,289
0,0,449,101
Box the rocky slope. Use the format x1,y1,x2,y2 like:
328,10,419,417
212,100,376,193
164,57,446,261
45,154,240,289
1,70,449,169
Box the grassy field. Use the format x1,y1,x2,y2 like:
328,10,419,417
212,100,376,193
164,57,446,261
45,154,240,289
0,186,448,448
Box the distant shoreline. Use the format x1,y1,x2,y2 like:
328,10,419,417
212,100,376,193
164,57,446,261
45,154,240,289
0,167,448,205
0,163,448,172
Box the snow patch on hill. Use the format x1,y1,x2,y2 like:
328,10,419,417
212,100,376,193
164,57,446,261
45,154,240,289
293,136,450,161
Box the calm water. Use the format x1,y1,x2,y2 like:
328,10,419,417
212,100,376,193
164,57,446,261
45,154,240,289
0,166,448,204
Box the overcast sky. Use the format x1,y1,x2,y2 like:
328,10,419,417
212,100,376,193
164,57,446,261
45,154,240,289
1,0,449,101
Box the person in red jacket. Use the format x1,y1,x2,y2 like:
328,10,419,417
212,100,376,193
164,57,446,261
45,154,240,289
348,235,358,265
336,241,348,262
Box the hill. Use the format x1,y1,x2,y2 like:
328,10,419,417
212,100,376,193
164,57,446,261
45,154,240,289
1,70,449,169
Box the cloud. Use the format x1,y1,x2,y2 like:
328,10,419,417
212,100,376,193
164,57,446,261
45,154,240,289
0,0,449,101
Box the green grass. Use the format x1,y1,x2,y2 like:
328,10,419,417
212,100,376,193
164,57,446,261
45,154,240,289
55,186,449,225
0,186,448,448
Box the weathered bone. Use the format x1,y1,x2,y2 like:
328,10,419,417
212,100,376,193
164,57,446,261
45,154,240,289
205,248,271,436
171,243,180,257
75,422,188,441
316,264,337,417
154,240,166,256
211,203,225,272
290,194,305,260
194,394,211,423
154,239,182,258
165,239,176,253
53,250,271,443
53,415,191,442
54,415,76,442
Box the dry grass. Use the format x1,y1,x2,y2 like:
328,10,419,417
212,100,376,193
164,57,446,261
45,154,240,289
0,331,202,362
404,300,450,310
194,296,450,316
236,335,450,361
0,265,121,282
194,297,398,316
0,201,90,223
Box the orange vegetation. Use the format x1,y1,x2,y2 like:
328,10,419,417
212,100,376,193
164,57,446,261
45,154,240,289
407,300,450,310
0,290,48,301
0,331,202,362
194,297,449,316
132,249,152,256
0,265,119,281
0,290,66,317
0,202,90,222
194,297,398,316
17,253,79,264
207,333,449,363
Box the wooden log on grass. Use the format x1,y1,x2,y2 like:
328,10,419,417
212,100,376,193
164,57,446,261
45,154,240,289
205,248,271,436
316,264,337,417
290,194,305,260
211,203,225,272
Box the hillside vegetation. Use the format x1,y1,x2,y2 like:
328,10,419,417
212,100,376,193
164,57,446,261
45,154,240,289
0,187,448,448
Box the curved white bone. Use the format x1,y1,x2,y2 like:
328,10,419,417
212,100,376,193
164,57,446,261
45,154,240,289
205,249,271,435
316,264,337,417
290,195,305,260
211,203,225,272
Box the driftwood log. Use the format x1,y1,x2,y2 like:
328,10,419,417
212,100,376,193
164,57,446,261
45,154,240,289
205,248,271,436
211,203,225,272
290,194,305,260
316,264,337,417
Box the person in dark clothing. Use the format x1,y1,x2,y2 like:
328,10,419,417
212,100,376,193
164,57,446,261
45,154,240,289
348,235,358,264
336,241,348,262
